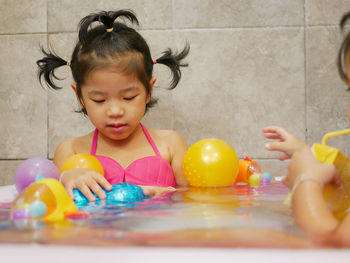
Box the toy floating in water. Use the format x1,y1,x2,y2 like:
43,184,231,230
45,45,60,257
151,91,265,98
73,182,148,206
14,157,60,193
235,157,272,187
11,178,78,221
61,153,104,176
285,129,350,217
183,138,239,187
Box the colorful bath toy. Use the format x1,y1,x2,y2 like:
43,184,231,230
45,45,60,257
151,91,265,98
183,138,239,187
61,153,104,176
248,173,261,187
236,157,262,184
261,172,273,181
11,178,78,221
284,129,350,216
14,157,60,192
73,182,148,206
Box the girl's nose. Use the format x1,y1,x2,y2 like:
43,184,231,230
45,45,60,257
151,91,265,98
107,102,124,117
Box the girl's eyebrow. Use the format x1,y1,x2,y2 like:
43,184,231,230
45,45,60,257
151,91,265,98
122,86,140,93
88,90,106,96
88,86,140,96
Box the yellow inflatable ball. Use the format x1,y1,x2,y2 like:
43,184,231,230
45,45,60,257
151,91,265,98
60,153,104,176
183,138,239,187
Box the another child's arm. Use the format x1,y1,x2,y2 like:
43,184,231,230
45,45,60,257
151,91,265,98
263,126,308,160
54,138,112,201
167,131,189,186
285,147,350,246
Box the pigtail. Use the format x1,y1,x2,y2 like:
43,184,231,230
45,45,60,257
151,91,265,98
337,12,350,83
37,46,68,90
78,10,139,45
155,43,190,89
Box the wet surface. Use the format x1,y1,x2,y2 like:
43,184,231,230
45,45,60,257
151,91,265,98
0,182,318,248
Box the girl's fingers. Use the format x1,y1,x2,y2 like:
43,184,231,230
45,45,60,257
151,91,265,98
88,183,107,200
141,186,176,196
78,184,96,202
65,183,75,200
264,133,282,139
279,154,291,161
94,175,113,191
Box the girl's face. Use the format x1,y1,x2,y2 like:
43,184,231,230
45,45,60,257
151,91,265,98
73,67,155,141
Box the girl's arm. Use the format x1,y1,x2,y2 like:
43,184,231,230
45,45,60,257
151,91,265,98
54,138,112,201
168,131,189,186
286,148,350,246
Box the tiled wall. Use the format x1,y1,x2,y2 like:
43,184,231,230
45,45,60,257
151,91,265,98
1,0,350,185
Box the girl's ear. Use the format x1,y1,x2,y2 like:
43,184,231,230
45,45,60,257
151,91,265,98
146,77,157,103
71,83,85,109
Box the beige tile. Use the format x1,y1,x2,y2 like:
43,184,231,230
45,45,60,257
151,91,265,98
0,160,24,186
306,27,350,156
0,0,47,34
141,30,176,130
47,33,94,158
174,0,304,28
0,34,47,159
173,28,305,159
306,0,350,25
48,0,172,32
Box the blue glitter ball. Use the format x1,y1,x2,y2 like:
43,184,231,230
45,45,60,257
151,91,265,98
73,183,148,206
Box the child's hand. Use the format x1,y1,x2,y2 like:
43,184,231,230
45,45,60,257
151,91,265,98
140,185,176,198
283,147,341,189
263,126,308,160
60,168,112,201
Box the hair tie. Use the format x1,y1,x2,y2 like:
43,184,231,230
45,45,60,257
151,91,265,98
106,27,114,32
153,59,157,65
66,61,71,67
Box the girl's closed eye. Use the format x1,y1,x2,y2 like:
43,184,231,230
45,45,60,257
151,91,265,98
91,99,105,103
124,95,137,101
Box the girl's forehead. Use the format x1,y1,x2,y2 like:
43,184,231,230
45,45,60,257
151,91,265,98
83,67,144,92
87,67,140,83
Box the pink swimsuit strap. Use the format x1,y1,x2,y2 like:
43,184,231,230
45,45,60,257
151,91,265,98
90,123,161,156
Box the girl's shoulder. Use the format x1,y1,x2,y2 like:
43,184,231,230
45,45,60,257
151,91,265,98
146,127,187,148
56,132,94,154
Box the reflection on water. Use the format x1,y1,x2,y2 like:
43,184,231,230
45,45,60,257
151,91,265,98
0,182,317,248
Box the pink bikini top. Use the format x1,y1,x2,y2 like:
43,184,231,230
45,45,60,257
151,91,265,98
90,123,176,187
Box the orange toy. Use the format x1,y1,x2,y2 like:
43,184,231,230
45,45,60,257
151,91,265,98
236,157,261,184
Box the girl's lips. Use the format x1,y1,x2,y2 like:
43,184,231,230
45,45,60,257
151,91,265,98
107,124,126,133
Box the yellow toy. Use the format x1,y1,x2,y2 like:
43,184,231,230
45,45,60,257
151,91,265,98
11,178,78,221
61,153,104,176
285,129,350,217
183,138,239,187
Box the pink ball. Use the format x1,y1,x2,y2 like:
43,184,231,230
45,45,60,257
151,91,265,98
14,157,59,192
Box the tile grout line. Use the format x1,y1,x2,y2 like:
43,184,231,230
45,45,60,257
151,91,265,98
46,0,50,159
304,0,308,143
0,24,345,37
171,0,176,130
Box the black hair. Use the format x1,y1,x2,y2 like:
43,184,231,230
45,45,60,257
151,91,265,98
37,10,190,114
337,12,350,84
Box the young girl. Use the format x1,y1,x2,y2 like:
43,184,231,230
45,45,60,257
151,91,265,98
262,12,350,247
37,10,190,201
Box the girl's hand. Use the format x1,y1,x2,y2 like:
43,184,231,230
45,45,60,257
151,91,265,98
283,147,341,189
140,185,176,198
60,168,112,201
263,126,308,160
